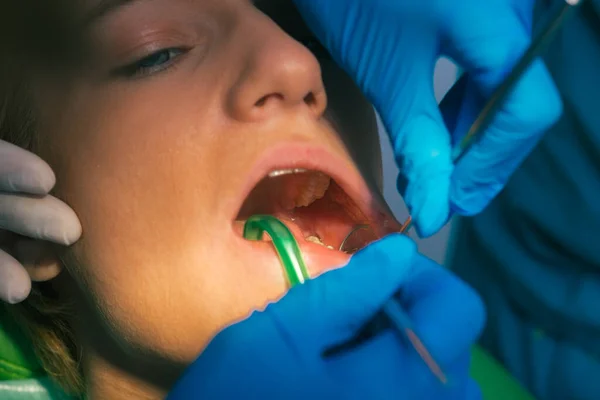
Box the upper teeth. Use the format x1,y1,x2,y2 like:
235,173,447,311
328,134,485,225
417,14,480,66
295,172,330,208
268,168,308,178
267,168,331,210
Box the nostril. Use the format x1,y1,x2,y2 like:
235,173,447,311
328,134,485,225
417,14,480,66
253,92,317,109
303,92,316,107
255,93,283,108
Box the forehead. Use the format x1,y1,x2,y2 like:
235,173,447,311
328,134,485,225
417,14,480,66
80,0,142,24
78,0,310,41
81,0,298,22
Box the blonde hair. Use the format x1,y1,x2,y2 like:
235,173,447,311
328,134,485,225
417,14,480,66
1,3,85,394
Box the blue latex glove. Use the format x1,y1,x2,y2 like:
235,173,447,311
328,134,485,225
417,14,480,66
168,235,485,399
293,0,563,237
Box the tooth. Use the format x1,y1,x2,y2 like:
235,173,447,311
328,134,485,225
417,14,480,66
295,172,330,208
306,235,325,246
268,168,308,178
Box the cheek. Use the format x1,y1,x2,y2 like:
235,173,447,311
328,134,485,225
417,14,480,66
68,239,264,362
37,93,285,361
59,172,285,362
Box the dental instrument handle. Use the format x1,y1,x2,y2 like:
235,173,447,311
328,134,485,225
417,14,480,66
452,0,584,162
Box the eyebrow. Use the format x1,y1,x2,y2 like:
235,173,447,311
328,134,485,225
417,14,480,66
82,0,142,28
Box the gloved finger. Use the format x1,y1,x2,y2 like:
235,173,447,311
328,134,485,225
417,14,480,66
0,140,56,194
274,234,418,342
451,61,560,215
397,256,485,366
0,249,32,304
442,4,562,215
389,72,454,238
0,193,81,245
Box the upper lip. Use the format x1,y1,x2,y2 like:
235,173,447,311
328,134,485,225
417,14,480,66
230,142,399,235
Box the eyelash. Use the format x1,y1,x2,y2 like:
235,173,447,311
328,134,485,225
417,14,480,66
122,48,187,78
119,36,327,79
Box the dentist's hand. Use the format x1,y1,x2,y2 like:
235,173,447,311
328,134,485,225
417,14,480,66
168,235,485,399
0,140,81,304
293,0,563,236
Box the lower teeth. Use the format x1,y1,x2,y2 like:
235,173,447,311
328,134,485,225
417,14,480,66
306,235,334,250
306,235,324,245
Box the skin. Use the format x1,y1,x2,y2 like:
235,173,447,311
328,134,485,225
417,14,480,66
28,0,385,398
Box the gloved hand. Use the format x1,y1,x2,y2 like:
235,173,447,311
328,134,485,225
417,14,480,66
168,235,485,399
0,140,81,304
293,0,563,237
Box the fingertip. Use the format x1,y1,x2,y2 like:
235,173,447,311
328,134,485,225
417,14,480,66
400,165,451,238
22,159,57,194
6,282,32,304
0,251,32,304
45,196,82,245
517,60,563,131
393,114,453,238
60,212,83,246
0,141,56,194
411,184,451,238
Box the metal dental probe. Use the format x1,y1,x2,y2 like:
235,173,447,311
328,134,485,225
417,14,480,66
323,0,584,384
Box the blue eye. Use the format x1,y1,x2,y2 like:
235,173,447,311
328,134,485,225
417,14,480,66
125,48,186,77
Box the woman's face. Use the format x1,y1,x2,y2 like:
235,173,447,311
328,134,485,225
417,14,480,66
34,0,399,387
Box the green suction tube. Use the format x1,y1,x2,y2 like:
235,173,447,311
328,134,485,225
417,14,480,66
243,215,311,287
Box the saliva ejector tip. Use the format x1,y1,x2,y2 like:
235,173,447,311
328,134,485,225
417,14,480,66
243,214,310,287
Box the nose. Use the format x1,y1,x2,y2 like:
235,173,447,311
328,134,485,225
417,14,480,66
227,16,327,122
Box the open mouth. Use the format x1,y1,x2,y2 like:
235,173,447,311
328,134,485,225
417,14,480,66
232,159,405,276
